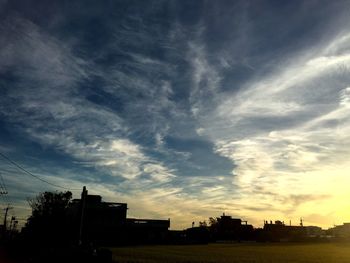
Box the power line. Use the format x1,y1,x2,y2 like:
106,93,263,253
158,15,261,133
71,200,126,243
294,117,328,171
0,172,11,209
0,151,79,191
0,172,8,194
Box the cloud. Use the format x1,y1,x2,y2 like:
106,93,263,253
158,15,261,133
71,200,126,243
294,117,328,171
3,2,350,230
287,194,331,207
183,27,350,226
0,15,89,85
0,12,186,227
187,41,221,117
0,14,177,185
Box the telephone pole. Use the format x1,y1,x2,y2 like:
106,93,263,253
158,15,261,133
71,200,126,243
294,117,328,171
78,186,87,246
3,204,13,232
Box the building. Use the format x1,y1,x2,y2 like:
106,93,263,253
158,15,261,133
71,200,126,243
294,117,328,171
68,187,170,245
305,226,323,237
328,223,350,238
212,214,254,241
262,220,306,241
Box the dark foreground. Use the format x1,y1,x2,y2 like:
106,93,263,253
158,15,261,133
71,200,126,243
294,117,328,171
110,242,350,263
1,243,112,263
3,242,350,262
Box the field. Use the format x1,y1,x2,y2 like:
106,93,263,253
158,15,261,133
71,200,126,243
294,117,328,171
110,242,350,263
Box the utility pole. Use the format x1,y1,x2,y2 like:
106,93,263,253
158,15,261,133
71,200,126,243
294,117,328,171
78,186,87,246
3,204,13,232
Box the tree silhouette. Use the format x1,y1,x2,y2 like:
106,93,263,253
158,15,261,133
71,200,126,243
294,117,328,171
23,191,72,247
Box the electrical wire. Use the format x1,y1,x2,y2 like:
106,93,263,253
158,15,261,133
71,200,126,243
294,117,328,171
0,172,8,194
0,172,11,209
0,151,80,191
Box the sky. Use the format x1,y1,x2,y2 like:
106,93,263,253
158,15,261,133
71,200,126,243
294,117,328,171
1,0,350,229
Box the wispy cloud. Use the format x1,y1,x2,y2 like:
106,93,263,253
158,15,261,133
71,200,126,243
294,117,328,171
2,1,350,230
191,30,350,225
188,41,221,118
0,14,177,185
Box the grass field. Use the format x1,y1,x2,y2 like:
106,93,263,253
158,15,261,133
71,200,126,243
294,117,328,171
110,242,350,263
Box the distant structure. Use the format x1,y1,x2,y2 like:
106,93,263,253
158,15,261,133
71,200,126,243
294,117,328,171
24,186,349,245
182,215,330,243
178,214,254,244
260,218,325,241
262,220,307,241
305,225,323,237
68,187,170,245
328,223,350,238
214,214,254,241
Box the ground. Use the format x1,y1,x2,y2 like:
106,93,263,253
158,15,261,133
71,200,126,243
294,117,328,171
110,242,350,263
0,246,17,263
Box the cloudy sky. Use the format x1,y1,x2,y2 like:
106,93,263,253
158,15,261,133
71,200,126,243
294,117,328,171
1,0,350,229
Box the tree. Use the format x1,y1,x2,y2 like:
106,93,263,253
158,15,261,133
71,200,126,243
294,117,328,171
199,220,207,227
27,191,72,219
209,217,218,227
208,217,218,235
23,191,72,246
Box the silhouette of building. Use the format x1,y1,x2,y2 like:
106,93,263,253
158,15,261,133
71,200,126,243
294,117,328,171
185,226,210,244
211,214,254,241
328,223,350,238
68,187,170,245
262,220,306,241
304,226,323,237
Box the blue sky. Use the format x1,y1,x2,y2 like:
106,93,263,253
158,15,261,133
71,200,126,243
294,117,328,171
1,0,350,229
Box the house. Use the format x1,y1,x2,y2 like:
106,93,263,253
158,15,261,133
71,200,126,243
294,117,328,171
263,220,306,241
211,214,254,241
67,187,170,245
328,223,350,238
